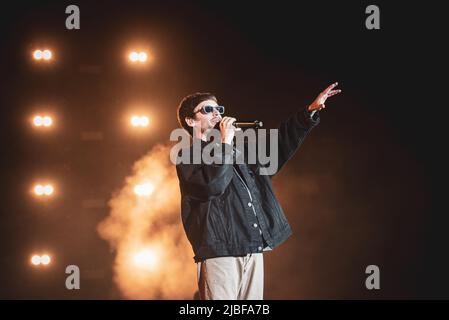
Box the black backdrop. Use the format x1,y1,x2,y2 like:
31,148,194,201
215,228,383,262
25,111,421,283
0,0,446,299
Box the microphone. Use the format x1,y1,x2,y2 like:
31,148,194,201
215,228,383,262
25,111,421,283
213,120,263,130
233,120,263,129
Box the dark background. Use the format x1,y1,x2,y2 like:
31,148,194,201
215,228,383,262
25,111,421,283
0,0,446,299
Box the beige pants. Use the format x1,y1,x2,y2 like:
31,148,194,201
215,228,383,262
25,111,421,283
196,253,264,300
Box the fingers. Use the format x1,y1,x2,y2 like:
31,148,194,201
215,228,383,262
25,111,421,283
220,117,237,144
327,89,342,97
220,117,236,128
313,82,341,112
324,82,339,94
220,117,229,128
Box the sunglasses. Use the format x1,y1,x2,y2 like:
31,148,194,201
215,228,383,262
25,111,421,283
194,105,225,115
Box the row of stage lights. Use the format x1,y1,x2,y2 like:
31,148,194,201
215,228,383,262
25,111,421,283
31,114,150,128
31,49,55,268
29,181,156,269
33,50,52,61
31,250,158,269
31,254,52,266
31,181,155,198
32,49,150,64
29,47,155,270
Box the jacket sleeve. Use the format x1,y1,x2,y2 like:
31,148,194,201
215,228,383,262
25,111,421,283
176,143,235,201
269,106,320,176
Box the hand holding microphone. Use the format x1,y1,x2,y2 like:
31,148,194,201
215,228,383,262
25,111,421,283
219,117,263,144
220,117,238,145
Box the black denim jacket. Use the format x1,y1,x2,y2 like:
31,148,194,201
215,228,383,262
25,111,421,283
176,107,320,262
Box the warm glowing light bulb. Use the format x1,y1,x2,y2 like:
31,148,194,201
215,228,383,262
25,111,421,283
44,185,54,195
42,116,53,127
34,185,45,196
42,50,52,60
31,255,41,265
134,182,155,196
131,115,141,126
33,50,43,60
33,116,43,126
138,52,147,62
140,116,149,127
133,250,157,268
129,52,139,62
41,255,51,265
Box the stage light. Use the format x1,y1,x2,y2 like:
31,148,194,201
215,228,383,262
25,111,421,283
33,184,54,196
42,50,52,60
41,255,51,265
130,115,149,127
44,185,54,195
33,49,53,61
138,52,147,62
33,115,53,127
129,52,139,62
131,115,140,126
31,255,41,265
128,51,148,63
42,116,52,127
34,185,45,196
33,50,43,60
134,182,155,197
140,116,149,127
33,116,43,126
30,254,52,266
133,249,157,269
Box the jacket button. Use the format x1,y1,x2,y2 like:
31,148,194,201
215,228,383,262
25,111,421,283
258,246,262,251
253,223,258,228
248,202,252,207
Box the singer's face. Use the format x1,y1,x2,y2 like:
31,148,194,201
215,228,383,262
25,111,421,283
191,99,223,134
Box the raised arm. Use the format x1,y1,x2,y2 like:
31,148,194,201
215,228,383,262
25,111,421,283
272,82,342,175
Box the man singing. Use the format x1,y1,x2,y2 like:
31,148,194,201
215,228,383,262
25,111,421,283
175,83,341,299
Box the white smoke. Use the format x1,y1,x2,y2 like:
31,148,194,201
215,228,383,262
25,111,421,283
97,144,197,299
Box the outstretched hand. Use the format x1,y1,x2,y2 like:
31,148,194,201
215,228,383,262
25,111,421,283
308,82,342,112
